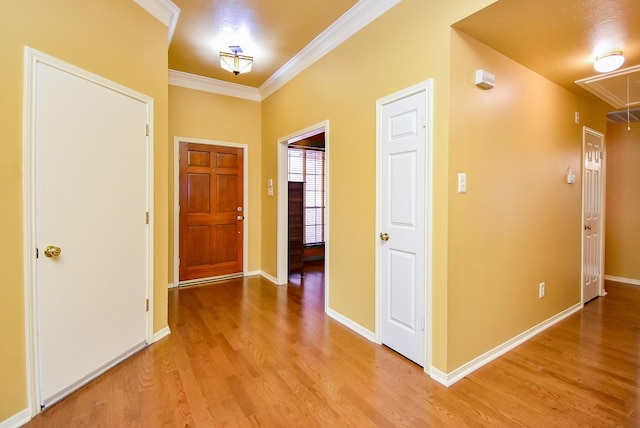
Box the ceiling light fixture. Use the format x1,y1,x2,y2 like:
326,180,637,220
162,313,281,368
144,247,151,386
220,46,253,75
594,51,625,73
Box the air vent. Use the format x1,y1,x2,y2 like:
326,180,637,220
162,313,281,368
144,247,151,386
607,108,640,124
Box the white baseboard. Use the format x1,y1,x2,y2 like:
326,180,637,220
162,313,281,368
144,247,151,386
604,275,640,286
0,408,30,428
430,302,582,387
152,326,171,343
246,270,261,277
260,271,279,285
429,367,448,386
167,282,177,289
326,308,376,342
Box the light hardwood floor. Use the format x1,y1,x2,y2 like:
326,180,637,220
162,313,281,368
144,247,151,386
23,264,639,427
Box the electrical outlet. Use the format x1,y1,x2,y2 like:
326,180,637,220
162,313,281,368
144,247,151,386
539,282,545,299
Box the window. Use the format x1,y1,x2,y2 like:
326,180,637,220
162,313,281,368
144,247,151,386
288,147,325,245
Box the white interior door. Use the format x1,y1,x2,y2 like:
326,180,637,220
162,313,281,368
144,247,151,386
33,57,150,407
379,87,428,366
582,127,604,303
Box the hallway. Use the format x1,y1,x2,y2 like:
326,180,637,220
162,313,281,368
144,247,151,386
24,275,639,427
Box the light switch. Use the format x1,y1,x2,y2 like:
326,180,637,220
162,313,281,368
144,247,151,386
458,173,467,194
267,178,274,196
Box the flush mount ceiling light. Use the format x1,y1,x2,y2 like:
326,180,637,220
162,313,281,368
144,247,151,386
594,51,625,73
220,45,253,75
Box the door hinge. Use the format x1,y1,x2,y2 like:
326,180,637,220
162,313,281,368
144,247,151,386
36,248,39,259
600,150,604,160
145,299,149,312
421,317,425,330
178,153,180,161
145,211,149,224
177,257,180,266
422,115,427,128
145,124,150,137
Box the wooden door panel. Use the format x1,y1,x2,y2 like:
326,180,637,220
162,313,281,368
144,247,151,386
217,174,238,212
180,142,243,281
188,150,211,167
188,173,211,213
186,226,211,266
216,151,238,168
214,224,237,263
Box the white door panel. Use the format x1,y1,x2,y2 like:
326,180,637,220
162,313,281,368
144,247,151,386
33,58,150,406
388,249,417,332
379,87,428,367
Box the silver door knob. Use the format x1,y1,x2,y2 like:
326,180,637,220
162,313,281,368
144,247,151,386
237,215,244,221
380,232,389,241
584,225,592,230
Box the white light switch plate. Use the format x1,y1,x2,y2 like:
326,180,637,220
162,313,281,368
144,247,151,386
458,173,467,194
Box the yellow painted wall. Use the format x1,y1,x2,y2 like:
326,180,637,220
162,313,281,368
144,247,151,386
448,30,609,370
168,86,262,279
605,122,640,280
261,0,612,374
261,0,497,371
0,0,168,420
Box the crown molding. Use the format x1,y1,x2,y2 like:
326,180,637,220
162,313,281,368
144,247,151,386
169,70,261,102
132,0,180,45
259,0,401,99
168,0,400,101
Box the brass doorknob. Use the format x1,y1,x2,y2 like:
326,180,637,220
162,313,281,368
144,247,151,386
237,215,244,221
44,246,62,258
380,233,389,241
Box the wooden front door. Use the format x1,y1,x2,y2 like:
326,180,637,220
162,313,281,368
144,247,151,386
179,142,244,281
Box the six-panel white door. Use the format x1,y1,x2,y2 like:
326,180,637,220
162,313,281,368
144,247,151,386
379,88,427,366
582,127,604,303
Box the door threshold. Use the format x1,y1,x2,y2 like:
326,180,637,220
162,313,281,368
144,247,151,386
178,273,243,287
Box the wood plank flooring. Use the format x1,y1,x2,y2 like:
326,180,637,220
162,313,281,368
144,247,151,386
23,265,639,427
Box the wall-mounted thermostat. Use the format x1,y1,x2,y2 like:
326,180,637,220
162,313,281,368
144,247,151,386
475,69,495,89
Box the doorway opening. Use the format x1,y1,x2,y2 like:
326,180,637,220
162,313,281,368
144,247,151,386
277,121,329,313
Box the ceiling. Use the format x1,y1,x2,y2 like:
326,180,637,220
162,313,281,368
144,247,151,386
453,0,640,111
168,0,358,88
167,0,640,112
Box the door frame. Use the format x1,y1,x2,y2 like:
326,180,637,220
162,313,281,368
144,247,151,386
22,47,155,416
173,137,249,286
276,121,329,311
375,80,433,373
581,126,606,302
